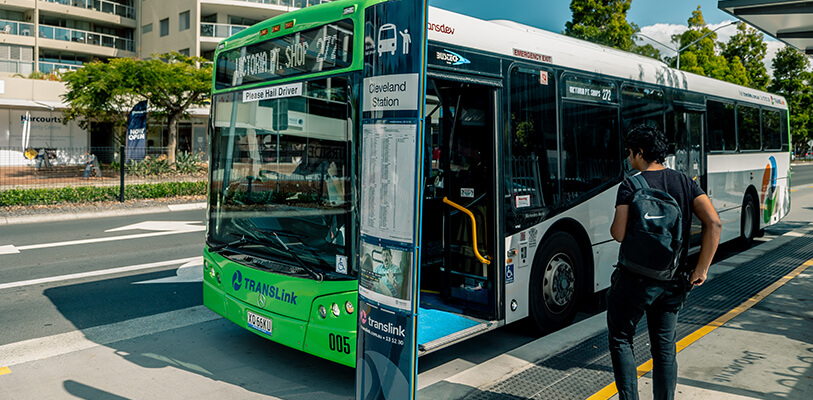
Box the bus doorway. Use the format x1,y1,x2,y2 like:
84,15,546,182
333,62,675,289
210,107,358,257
675,108,706,247
419,78,498,352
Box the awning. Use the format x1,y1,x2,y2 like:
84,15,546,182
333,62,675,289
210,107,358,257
719,0,813,55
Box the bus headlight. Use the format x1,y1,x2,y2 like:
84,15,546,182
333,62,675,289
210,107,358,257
318,305,327,319
331,303,341,317
345,301,354,314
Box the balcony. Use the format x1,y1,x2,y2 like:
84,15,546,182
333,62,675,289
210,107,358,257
40,0,136,20
38,25,134,52
200,23,249,39
39,61,83,75
0,20,35,37
212,0,332,6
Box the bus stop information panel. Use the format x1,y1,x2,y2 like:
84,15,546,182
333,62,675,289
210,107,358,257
356,1,427,399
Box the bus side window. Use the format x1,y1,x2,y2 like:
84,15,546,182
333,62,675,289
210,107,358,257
508,66,559,211
761,108,782,151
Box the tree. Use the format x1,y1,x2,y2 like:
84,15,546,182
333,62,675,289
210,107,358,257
62,52,212,163
116,52,212,163
630,41,662,61
769,46,813,153
721,22,770,90
61,60,143,145
565,0,636,51
670,6,730,80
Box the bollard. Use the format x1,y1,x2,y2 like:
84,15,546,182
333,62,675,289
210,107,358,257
119,145,125,202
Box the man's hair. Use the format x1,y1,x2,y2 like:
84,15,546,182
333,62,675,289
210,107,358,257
625,124,668,164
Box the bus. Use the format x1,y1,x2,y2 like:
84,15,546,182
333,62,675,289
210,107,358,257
203,0,791,368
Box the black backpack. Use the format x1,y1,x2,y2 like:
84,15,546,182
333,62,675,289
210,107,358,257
618,174,683,281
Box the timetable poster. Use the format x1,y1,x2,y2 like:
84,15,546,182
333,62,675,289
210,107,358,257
360,122,417,244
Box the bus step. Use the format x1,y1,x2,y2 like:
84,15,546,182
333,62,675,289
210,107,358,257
418,320,498,355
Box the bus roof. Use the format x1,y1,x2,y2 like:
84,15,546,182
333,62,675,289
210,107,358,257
427,7,787,110
214,0,787,110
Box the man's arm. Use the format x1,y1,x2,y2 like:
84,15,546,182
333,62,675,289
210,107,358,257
610,205,629,242
690,194,722,286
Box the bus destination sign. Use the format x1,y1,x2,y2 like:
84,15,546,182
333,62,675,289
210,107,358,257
215,19,354,90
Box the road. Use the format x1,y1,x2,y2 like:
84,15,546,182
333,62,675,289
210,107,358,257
1,163,812,399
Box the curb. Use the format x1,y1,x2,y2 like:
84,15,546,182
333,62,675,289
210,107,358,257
0,202,206,226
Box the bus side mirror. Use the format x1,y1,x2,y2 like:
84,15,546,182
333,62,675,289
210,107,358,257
273,99,289,131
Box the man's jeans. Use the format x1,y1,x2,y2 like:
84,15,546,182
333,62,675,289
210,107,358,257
607,268,688,400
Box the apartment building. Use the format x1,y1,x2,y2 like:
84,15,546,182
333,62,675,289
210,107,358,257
0,0,326,165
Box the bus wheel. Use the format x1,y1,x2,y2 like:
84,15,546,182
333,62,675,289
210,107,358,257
528,231,584,334
738,195,758,248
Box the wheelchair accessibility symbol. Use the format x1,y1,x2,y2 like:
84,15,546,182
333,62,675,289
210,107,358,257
506,264,514,284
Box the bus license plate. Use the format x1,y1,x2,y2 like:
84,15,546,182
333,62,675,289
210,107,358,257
247,311,273,336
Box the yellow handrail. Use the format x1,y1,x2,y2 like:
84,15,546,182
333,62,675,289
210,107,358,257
442,197,491,265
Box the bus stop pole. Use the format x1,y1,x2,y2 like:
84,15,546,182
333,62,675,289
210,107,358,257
356,1,428,399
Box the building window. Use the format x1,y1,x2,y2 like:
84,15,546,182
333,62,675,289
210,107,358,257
142,23,152,34
179,11,190,32
160,18,169,37
179,48,190,56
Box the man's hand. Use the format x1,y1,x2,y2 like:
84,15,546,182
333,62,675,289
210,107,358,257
689,269,707,286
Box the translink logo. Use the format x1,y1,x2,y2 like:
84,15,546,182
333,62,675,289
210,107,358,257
231,271,297,305
366,315,406,337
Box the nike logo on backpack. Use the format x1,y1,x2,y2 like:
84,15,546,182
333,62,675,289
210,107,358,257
644,213,665,220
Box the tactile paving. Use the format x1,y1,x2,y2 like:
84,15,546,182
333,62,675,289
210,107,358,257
464,234,813,399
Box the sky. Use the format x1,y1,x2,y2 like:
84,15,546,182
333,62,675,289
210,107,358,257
429,0,785,74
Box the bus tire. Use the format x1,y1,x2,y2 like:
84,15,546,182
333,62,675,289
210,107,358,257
528,231,584,335
738,194,758,248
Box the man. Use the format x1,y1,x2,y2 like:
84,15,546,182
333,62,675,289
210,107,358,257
608,125,721,400
374,248,403,298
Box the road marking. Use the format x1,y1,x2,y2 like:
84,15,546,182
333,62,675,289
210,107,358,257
587,256,813,400
0,366,10,376
0,256,202,290
167,203,206,211
0,305,218,367
105,221,204,233
134,259,203,284
0,228,203,255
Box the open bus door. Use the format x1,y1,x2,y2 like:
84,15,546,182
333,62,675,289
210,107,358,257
418,77,500,353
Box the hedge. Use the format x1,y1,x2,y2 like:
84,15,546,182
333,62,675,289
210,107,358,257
0,181,207,207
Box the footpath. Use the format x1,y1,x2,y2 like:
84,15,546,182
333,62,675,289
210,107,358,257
417,223,813,400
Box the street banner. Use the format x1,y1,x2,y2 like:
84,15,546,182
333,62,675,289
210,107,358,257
125,100,148,161
356,1,428,399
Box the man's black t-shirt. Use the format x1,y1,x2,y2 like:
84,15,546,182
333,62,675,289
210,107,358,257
615,168,705,271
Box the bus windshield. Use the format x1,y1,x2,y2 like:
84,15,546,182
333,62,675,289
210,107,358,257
208,76,354,277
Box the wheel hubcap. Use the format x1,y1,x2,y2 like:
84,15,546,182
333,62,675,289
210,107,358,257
542,252,575,313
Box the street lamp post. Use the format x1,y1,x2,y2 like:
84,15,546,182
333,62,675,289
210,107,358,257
635,21,737,70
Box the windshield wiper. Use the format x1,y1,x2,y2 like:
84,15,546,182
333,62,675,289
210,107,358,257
266,231,324,282
249,226,307,239
207,236,252,251
249,226,337,270
209,233,324,282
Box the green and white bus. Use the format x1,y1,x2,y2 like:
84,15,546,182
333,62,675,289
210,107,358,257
203,0,791,367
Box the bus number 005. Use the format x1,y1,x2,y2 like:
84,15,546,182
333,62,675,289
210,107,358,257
329,333,351,354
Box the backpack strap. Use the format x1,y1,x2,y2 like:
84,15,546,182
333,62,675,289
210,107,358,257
630,173,650,191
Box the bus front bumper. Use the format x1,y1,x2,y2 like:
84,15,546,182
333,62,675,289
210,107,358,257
203,279,357,367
